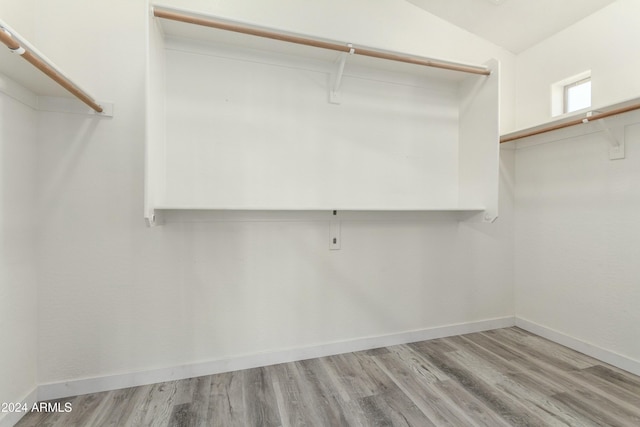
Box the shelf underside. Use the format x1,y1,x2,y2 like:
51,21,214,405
0,45,74,97
155,206,485,211
151,207,486,224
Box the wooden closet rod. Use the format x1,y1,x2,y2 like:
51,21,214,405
0,26,103,113
153,8,491,76
500,103,640,143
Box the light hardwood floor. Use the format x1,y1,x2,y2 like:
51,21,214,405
16,327,640,426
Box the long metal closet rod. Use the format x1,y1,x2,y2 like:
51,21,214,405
500,103,640,143
153,8,491,76
0,26,103,113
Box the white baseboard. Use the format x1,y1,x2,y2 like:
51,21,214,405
0,387,38,427
515,317,640,376
28,316,640,410
38,316,515,401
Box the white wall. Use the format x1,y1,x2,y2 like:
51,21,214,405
0,87,38,426
30,0,516,388
514,113,640,369
34,0,151,386
162,44,461,209
0,3,38,425
0,0,35,38
514,0,640,130
514,0,640,370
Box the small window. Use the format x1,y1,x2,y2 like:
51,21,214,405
551,71,591,117
564,77,591,114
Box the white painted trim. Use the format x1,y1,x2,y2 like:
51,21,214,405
515,317,640,376
38,316,514,401
0,387,38,427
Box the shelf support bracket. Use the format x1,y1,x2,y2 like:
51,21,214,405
329,44,354,104
587,113,625,160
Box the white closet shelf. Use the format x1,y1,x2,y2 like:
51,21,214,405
153,206,486,212
151,207,487,227
501,97,640,144
0,19,107,114
145,6,500,227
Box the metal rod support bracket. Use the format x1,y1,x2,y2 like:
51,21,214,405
585,112,625,160
10,45,26,55
329,44,354,104
2,28,25,55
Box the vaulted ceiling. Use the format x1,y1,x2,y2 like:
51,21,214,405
406,0,618,53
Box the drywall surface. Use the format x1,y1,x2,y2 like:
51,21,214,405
33,0,515,385
0,89,37,423
514,112,640,366
0,0,35,39
162,45,460,209
515,0,640,130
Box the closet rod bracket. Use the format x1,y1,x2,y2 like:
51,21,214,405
329,44,354,104
605,124,625,160
586,113,625,160
1,28,23,54
10,45,26,55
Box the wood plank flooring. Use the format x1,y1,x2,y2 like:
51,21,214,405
15,327,640,426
